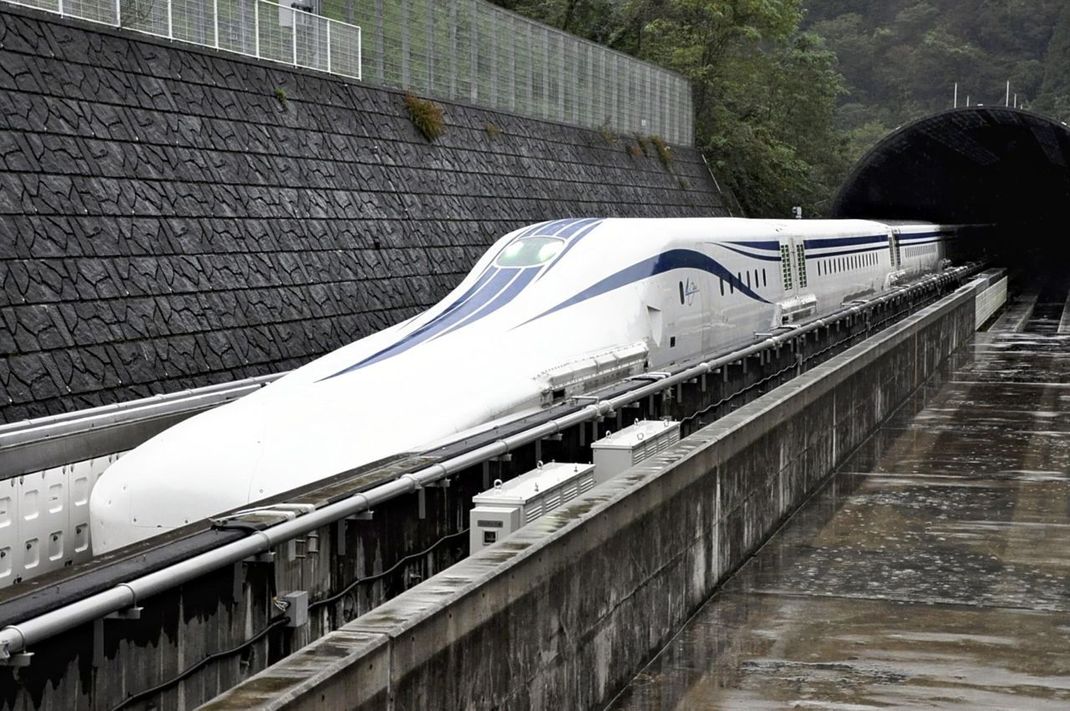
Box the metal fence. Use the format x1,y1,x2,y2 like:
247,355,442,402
4,0,693,144
344,0,693,145
6,0,362,79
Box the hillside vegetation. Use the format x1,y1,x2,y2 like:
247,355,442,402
493,0,1070,218
805,1,1067,161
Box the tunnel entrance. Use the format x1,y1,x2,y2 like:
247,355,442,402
831,107,1070,274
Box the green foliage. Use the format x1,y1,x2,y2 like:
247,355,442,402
599,124,618,144
273,87,288,110
492,0,849,217
484,122,503,139
634,134,650,157
651,135,673,170
638,1,848,216
489,0,1070,215
404,92,446,142
807,1,1069,126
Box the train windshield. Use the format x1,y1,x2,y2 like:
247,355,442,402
495,237,565,267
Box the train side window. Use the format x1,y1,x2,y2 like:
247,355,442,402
719,277,724,296
729,278,735,294
762,269,767,287
745,271,751,289
753,269,759,287
678,281,685,305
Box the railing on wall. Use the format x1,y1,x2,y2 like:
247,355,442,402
347,0,693,146
3,0,693,145
6,0,363,79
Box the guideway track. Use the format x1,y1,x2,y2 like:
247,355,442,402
0,266,979,703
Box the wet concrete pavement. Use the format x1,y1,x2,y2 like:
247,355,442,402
608,293,1070,709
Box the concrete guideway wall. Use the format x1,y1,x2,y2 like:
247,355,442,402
202,281,984,710
0,4,728,424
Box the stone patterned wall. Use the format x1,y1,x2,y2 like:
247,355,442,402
0,5,732,424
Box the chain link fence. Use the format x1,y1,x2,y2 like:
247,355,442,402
6,0,362,79
341,0,692,145
4,0,692,144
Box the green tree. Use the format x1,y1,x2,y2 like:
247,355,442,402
638,0,847,216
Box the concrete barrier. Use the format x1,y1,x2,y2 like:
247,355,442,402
201,282,979,710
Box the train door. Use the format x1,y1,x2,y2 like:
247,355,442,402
646,270,707,367
888,229,902,270
778,240,799,298
773,237,817,326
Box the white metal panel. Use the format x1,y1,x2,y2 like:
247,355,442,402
0,450,127,588
469,505,520,554
592,420,681,483
471,462,594,551
19,465,67,576
0,478,19,586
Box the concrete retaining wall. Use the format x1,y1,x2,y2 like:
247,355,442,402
0,4,729,423
201,282,980,710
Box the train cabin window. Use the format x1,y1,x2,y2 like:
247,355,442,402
495,237,565,267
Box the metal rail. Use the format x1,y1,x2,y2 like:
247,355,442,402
0,265,979,662
0,373,283,480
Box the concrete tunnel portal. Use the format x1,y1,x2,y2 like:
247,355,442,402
831,106,1070,271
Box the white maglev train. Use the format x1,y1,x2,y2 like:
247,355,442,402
90,217,953,552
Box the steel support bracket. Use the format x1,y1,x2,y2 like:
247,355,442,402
245,550,276,564
105,606,143,621
0,651,32,668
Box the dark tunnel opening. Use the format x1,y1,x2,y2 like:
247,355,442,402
832,107,1070,286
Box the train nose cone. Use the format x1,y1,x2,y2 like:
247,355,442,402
89,404,263,554
88,465,137,554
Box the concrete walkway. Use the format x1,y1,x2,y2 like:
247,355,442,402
607,292,1070,709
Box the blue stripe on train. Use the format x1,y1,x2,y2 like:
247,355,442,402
320,218,604,379
523,248,770,328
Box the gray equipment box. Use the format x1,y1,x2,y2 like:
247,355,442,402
469,461,595,554
591,419,681,484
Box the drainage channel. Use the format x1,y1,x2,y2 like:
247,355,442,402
1023,273,1070,333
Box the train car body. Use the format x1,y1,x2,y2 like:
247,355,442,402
90,217,954,553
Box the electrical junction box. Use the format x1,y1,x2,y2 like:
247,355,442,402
591,419,681,484
469,461,595,555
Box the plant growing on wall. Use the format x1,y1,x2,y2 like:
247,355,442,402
274,87,289,110
634,134,651,157
404,92,446,142
598,123,618,144
651,136,673,170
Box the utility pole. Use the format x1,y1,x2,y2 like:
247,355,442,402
954,82,958,108
1005,80,1011,107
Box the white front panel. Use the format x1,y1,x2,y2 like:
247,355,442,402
469,506,521,555
0,478,19,585
0,452,123,587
